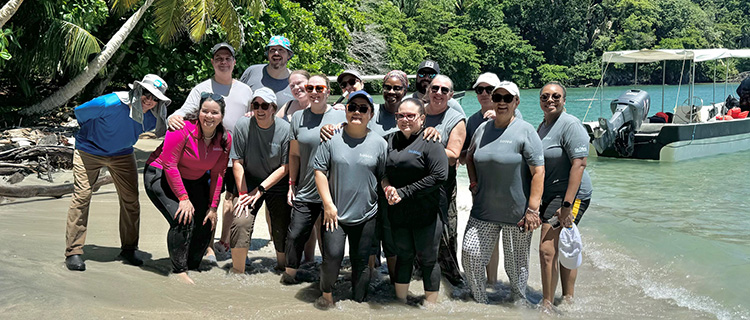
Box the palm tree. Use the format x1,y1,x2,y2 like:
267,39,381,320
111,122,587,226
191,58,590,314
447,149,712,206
0,0,24,29
21,0,264,115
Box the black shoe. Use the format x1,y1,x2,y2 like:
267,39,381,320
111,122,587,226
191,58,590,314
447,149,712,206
119,249,144,266
313,296,335,310
65,255,86,271
280,272,299,285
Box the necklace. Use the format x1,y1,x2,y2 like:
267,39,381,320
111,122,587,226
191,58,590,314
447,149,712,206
203,130,216,140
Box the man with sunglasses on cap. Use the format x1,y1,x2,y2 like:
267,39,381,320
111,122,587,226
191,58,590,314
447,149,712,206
411,60,466,118
240,35,295,108
166,42,253,261
64,74,171,271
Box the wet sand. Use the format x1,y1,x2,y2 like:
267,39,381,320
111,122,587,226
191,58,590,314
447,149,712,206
0,138,718,319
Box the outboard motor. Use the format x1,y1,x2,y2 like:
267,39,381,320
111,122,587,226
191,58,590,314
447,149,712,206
591,89,650,157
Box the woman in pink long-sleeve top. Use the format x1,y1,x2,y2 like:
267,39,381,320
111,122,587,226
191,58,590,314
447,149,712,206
145,92,231,284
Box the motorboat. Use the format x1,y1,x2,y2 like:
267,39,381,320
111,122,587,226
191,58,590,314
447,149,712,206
584,49,750,161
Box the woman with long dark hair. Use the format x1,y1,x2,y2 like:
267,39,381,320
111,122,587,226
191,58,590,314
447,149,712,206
144,92,231,284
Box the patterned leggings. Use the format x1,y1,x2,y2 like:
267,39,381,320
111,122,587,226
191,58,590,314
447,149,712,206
461,216,532,304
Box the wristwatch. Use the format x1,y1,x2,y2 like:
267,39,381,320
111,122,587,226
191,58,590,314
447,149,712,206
257,185,266,194
562,200,572,208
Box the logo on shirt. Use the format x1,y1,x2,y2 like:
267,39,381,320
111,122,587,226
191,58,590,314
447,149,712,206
574,146,587,153
407,149,422,156
213,147,223,151
497,140,513,144
359,153,374,159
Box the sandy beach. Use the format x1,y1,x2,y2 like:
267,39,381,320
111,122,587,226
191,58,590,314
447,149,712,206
0,138,724,319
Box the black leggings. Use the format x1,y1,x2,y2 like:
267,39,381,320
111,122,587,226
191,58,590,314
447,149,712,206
285,201,323,269
320,216,377,302
393,217,442,291
144,166,213,273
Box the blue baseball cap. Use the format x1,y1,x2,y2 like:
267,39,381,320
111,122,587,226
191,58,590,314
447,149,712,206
266,35,293,58
347,90,374,108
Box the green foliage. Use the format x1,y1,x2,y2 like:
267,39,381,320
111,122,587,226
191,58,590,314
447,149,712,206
537,64,570,86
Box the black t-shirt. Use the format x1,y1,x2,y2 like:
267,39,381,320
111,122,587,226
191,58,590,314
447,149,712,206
384,130,449,227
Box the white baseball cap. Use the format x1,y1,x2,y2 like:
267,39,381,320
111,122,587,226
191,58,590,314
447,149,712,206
473,72,501,88
558,223,583,269
492,80,520,97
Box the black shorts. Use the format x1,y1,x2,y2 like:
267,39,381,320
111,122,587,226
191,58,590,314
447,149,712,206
221,169,237,197
540,197,590,228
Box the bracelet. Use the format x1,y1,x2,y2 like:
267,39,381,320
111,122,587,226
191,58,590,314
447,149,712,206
289,179,296,186
469,182,478,190
239,191,248,196
525,207,540,214
178,195,189,201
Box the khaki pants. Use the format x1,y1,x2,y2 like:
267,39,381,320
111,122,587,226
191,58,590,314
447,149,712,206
65,150,140,257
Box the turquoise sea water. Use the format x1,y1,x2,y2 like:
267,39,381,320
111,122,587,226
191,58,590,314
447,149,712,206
455,83,750,318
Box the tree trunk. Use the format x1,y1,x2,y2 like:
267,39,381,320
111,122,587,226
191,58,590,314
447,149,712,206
0,0,24,29
21,0,155,115
0,175,113,198
92,30,139,97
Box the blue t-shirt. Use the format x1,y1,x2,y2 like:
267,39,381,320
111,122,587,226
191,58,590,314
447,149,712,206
75,92,156,156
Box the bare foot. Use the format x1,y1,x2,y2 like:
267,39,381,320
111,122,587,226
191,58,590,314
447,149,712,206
205,246,216,258
174,272,195,285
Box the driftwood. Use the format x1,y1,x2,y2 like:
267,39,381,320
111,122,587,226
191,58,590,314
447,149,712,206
0,145,74,176
0,175,113,198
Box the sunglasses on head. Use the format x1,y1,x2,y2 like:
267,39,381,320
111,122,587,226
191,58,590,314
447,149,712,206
200,92,224,102
540,93,563,101
383,84,404,92
395,112,418,121
418,73,437,79
143,91,161,103
474,86,494,95
491,93,515,103
346,103,370,114
252,101,272,110
304,85,327,93
430,85,451,95
339,78,358,88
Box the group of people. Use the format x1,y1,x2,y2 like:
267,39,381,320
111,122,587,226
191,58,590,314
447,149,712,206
62,35,593,312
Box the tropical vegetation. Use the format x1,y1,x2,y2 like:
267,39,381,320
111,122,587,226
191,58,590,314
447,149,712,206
0,0,749,124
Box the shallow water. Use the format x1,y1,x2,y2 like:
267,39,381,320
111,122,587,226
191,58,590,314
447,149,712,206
1,84,749,319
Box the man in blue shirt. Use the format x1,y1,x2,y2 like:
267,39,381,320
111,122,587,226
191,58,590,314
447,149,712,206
64,74,170,271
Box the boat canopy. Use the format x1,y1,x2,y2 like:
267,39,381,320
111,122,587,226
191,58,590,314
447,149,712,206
602,49,750,63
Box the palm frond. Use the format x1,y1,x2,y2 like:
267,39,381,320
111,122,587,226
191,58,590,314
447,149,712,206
153,0,185,44
46,19,102,73
109,0,142,16
235,0,265,18
211,0,244,48
185,0,210,42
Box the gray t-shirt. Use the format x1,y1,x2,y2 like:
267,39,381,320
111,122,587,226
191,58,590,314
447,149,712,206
469,119,545,224
537,112,593,201
171,79,252,136
291,107,347,203
410,92,466,117
369,103,399,137
464,108,523,151
230,116,291,194
424,107,465,148
239,64,294,107
313,130,387,225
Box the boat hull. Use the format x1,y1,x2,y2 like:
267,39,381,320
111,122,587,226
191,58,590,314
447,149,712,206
585,118,750,161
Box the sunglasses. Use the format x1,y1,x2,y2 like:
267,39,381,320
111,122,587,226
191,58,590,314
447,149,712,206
383,84,404,92
491,93,515,103
418,73,437,79
252,101,272,110
346,103,370,114
200,92,224,102
540,93,563,101
474,86,494,95
395,112,418,121
339,78,358,88
304,85,327,93
143,91,161,103
430,85,451,95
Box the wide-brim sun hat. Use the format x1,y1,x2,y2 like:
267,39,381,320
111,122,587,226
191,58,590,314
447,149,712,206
558,223,583,269
266,35,293,58
347,90,374,108
473,72,501,88
492,80,520,97
252,87,277,105
129,74,171,105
